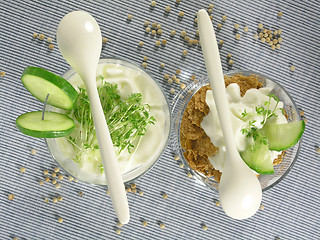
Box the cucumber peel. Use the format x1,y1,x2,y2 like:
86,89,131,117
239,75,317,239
21,66,78,110
240,136,274,175
259,120,305,151
16,111,75,138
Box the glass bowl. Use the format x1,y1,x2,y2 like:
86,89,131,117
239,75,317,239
46,58,171,185
171,70,302,192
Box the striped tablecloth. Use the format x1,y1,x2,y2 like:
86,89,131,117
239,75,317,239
0,0,319,239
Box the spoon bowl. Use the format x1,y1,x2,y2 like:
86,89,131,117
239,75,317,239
56,11,130,224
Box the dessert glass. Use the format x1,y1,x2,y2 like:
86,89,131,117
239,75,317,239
171,70,302,191
46,58,171,185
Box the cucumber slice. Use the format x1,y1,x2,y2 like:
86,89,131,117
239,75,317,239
21,66,78,110
259,120,305,151
240,137,274,175
16,111,75,138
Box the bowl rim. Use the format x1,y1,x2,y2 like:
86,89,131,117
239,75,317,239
45,57,172,186
171,69,303,192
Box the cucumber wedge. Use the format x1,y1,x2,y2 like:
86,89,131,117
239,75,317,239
16,111,75,138
21,66,78,110
240,137,274,175
259,120,305,151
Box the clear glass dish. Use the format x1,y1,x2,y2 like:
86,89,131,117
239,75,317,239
46,58,171,185
171,70,302,191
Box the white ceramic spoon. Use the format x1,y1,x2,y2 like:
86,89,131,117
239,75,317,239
197,9,262,220
57,11,130,224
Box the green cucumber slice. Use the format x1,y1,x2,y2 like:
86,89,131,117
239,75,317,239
240,137,274,175
21,66,78,110
259,120,305,151
16,111,75,138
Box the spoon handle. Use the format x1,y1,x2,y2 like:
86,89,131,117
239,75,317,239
197,10,237,153
85,78,130,224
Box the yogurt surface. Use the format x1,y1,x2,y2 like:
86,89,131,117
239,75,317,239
47,59,170,184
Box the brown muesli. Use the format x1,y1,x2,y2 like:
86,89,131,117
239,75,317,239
180,74,283,182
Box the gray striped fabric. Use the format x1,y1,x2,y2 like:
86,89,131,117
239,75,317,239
0,0,319,239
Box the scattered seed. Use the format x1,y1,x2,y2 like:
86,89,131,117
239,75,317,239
217,23,222,29
51,172,57,178
116,228,121,234
179,163,184,168
278,11,283,17
271,45,276,50
58,217,63,223
157,24,161,29
52,179,57,185
316,148,320,154
187,171,192,178
145,27,151,33
142,220,148,226
117,222,123,227
46,37,52,43
182,50,188,56
184,36,190,42
151,22,157,29
268,41,273,46
53,197,58,203
39,180,44,186
276,44,281,49
144,20,149,26
45,177,50,182
207,9,213,14
215,201,220,206
259,204,265,210
74,179,79,182
303,118,308,124
290,66,295,71
244,26,249,32
0,71,5,77
299,110,304,117
234,24,239,29
202,225,208,231
265,37,270,43
176,69,181,74
20,167,26,173
278,37,283,43
127,14,133,20
160,223,165,229
151,30,156,35
209,16,213,20
178,11,184,18
142,62,148,69
278,29,283,34
131,183,136,189
57,175,63,181
126,187,132,192
235,34,241,40
180,30,187,37
209,3,214,9
68,176,74,181
107,189,110,195
33,33,38,38
170,30,176,36
222,15,227,21
258,23,263,29
38,34,45,40
31,149,37,155
55,183,61,189
229,60,234,65
58,196,63,201
227,53,232,58
44,198,49,203
13,237,18,240
194,18,198,24
132,189,137,194
138,41,144,47
102,37,108,44
165,6,171,12
160,63,165,68
143,56,148,62
176,0,181,3
175,78,180,84
150,1,156,7
190,75,196,80
54,167,60,173
164,74,170,80
254,34,259,40
139,191,144,196
167,79,173,84
170,88,175,94
162,39,167,45
8,194,14,200
157,29,163,35
78,191,83,197
219,40,224,45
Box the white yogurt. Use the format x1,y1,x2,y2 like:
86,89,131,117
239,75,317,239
201,83,287,172
47,59,170,184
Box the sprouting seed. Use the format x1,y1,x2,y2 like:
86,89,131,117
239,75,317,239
235,34,241,40
20,167,26,173
234,24,239,29
290,66,295,71
143,56,148,62
162,39,167,45
180,30,187,37
144,20,149,26
229,60,234,65
31,149,37,155
102,37,108,44
222,15,227,21
53,197,58,203
170,30,176,36
178,11,184,18
139,41,144,47
159,223,165,229
33,33,38,38
160,63,165,68
217,23,222,29
38,34,45,40
8,194,14,200
182,50,188,56
170,88,175,94
58,217,63,223
142,220,148,226
164,74,170,80
151,30,156,35
150,1,156,7
127,14,133,20
141,62,148,69
145,27,151,33
165,6,171,12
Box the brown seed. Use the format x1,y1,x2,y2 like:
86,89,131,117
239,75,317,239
273,39,278,44
299,110,304,117
151,22,157,28
209,16,213,20
262,29,267,34
174,78,180,84
78,191,83,197
269,41,273,46
132,189,137,193
227,53,232,58
219,40,224,45
47,43,54,49
8,194,14,200
278,29,283,34
265,37,270,43
188,39,194,45
107,189,110,195
176,69,181,74
258,32,264,38
193,39,198,45
276,43,281,49
156,24,161,29
190,75,196,80
74,179,78,182
38,34,45,40
126,187,132,192
267,30,271,35
261,38,266,43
